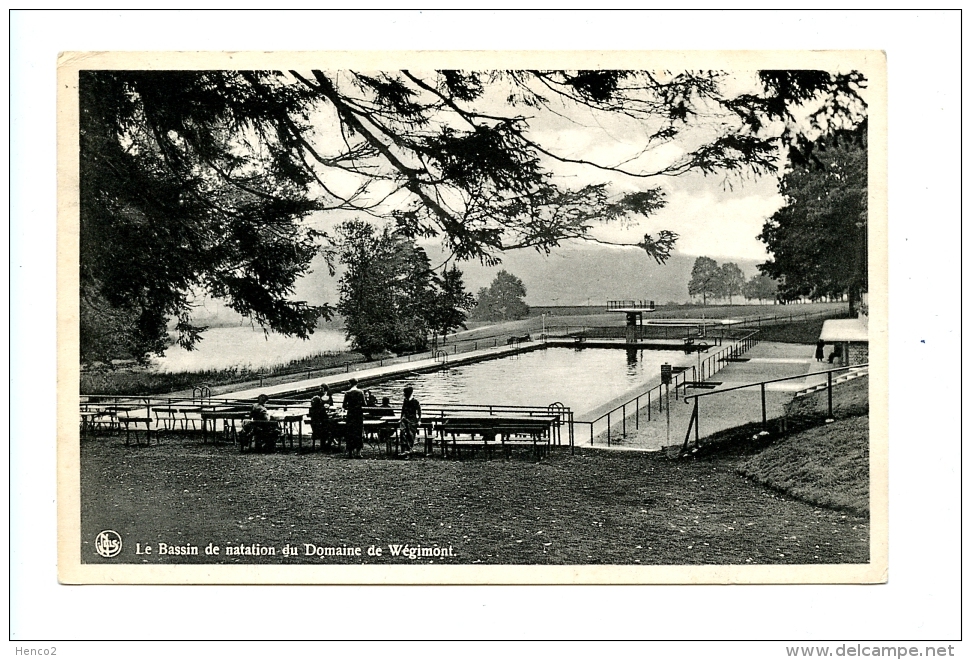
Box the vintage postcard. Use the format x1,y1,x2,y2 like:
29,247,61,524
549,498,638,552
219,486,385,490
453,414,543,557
57,50,887,584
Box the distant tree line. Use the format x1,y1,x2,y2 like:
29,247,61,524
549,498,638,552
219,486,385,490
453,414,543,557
688,256,779,305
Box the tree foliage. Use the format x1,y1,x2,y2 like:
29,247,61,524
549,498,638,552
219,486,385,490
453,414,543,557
79,68,866,362
335,221,439,359
758,120,868,310
471,271,530,322
428,265,476,343
688,257,721,306
79,71,329,363
719,262,746,304
742,273,779,303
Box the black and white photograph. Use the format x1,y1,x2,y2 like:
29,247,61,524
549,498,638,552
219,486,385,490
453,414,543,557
8,6,962,649
56,49,887,585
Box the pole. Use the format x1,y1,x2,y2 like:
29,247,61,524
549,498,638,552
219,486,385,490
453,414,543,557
694,399,700,445
761,383,767,427
665,383,671,446
827,371,834,418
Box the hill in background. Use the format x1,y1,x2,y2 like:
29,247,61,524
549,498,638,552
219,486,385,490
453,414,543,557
193,244,765,325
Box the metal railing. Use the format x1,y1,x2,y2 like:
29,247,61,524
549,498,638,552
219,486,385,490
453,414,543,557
546,307,843,341
679,362,869,453
573,330,761,447
79,394,574,450
606,300,655,311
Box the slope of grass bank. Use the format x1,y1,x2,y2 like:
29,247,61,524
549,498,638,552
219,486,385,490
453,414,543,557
736,416,869,516
680,375,869,516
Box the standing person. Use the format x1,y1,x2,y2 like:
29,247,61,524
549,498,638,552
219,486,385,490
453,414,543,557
309,385,334,451
815,340,825,362
342,379,366,458
399,385,422,458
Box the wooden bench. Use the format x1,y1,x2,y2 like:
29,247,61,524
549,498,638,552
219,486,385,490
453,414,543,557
491,417,553,458
118,416,154,446
438,416,554,459
438,419,500,459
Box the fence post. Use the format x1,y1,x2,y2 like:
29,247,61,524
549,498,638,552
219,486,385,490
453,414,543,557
607,412,611,446
648,390,651,421
590,424,594,446
694,398,700,445
635,396,639,430
827,371,834,418
622,404,626,437
761,383,767,427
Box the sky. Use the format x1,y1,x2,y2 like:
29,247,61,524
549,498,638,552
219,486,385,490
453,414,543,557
288,70,792,258
274,69,795,308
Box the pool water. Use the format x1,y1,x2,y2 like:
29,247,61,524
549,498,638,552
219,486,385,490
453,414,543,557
365,347,684,416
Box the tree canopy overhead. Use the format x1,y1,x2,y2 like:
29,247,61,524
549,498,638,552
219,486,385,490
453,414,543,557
79,67,866,362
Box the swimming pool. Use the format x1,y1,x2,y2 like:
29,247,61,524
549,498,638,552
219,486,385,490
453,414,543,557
364,347,685,417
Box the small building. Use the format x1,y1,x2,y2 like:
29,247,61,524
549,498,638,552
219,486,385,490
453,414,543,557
819,294,869,367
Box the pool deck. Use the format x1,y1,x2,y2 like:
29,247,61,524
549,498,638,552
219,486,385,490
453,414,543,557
587,342,842,452
210,338,699,402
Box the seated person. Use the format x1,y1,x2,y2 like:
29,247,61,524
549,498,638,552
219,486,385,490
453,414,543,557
245,394,279,452
828,343,844,364
376,395,396,444
309,386,336,451
372,396,396,417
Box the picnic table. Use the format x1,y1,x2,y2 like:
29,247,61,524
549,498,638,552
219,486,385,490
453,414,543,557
80,402,146,438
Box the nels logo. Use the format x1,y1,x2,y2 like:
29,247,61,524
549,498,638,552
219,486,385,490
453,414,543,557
95,530,123,558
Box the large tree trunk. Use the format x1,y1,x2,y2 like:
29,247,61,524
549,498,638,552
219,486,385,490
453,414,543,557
848,286,859,317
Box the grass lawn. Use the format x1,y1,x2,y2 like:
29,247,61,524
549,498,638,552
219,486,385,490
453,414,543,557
753,315,852,344
737,416,869,516
80,434,869,567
